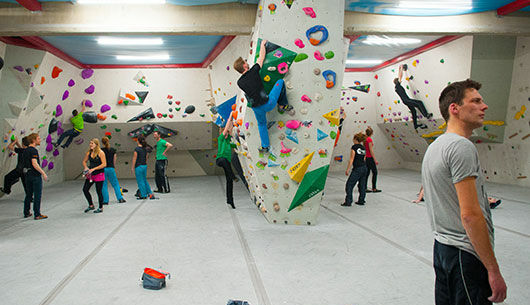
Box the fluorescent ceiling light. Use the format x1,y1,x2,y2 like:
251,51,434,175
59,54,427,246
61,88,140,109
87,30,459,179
116,54,170,61
97,37,164,46
362,35,421,46
398,1,472,10
346,59,383,65
77,0,165,4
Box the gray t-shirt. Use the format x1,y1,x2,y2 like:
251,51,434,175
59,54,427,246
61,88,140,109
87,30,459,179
422,133,493,258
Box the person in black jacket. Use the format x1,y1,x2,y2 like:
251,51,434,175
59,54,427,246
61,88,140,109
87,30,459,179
394,64,433,129
22,133,48,220
1,136,29,197
342,132,368,206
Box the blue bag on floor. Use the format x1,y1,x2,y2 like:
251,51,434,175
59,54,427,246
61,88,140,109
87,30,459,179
141,268,170,290
227,300,250,305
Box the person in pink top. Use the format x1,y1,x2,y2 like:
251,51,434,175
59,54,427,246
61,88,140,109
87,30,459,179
364,127,381,193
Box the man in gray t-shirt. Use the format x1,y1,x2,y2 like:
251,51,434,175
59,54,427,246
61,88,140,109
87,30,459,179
422,79,506,305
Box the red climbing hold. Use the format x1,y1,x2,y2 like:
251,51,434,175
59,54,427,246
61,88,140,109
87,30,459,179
52,66,63,79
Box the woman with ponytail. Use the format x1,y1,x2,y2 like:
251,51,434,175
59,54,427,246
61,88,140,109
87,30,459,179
101,137,126,204
82,138,107,213
132,135,155,200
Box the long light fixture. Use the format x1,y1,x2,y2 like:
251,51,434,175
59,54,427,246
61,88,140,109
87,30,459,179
346,59,383,65
398,1,472,10
97,37,164,46
116,54,170,61
362,35,421,46
77,0,166,4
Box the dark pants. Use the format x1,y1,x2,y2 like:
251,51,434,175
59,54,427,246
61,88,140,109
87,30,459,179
155,159,170,192
403,98,429,129
231,153,248,190
24,174,42,217
83,179,104,209
345,165,367,204
434,241,492,305
365,157,378,190
216,158,235,204
3,168,27,194
56,128,81,148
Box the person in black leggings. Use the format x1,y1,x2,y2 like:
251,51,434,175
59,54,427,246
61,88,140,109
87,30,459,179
342,132,368,206
81,138,107,213
216,116,237,208
364,127,381,193
394,64,433,129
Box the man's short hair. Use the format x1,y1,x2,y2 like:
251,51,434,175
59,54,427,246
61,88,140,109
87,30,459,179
439,79,482,122
72,109,78,116
26,133,39,144
393,78,399,85
233,57,246,74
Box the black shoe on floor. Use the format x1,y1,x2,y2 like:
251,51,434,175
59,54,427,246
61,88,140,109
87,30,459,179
137,196,147,200
372,189,382,193
24,212,33,218
118,198,126,203
355,201,365,206
228,202,235,209
365,189,373,193
153,189,163,193
84,206,95,213
341,202,351,207
490,200,502,209
121,188,129,193
93,208,103,213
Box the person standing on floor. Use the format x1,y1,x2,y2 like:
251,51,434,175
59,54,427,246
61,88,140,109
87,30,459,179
82,138,107,214
216,116,237,209
22,133,48,220
54,100,86,149
153,131,173,193
364,127,381,193
342,132,368,206
394,64,433,129
1,136,29,197
234,39,293,154
100,137,126,204
422,79,506,304
132,135,155,200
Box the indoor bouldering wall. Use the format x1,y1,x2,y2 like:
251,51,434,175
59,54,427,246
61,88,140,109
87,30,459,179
226,0,347,225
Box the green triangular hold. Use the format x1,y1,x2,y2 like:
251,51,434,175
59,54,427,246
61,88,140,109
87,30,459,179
135,91,149,103
255,39,297,94
349,84,370,93
284,0,294,8
288,165,329,212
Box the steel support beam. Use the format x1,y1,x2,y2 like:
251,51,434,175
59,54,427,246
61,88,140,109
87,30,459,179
0,2,529,36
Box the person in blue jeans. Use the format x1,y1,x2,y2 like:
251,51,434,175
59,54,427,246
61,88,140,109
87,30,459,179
342,132,368,206
100,137,126,204
132,134,155,200
234,39,292,154
22,133,48,220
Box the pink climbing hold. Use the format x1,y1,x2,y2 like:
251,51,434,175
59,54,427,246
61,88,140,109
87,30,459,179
294,38,305,48
85,85,95,94
46,142,53,152
56,105,63,117
301,95,312,103
48,162,54,170
302,7,316,18
245,122,249,130
68,79,75,87
81,69,94,79
53,149,59,157
424,80,429,84
277,62,288,74
62,90,69,100
100,104,111,113
286,120,301,130
280,141,292,154
314,50,325,61
84,99,93,107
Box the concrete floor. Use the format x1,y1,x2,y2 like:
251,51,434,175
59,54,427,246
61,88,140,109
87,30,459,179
0,169,528,305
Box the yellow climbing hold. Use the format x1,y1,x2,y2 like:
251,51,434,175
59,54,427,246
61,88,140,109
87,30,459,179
322,109,340,125
422,130,444,138
264,75,271,82
514,105,526,120
483,120,505,126
438,122,447,130
288,152,314,183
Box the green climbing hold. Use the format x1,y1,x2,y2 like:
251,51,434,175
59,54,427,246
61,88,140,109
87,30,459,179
483,126,489,131
406,85,409,89
53,111,56,116
39,124,44,128
324,51,334,59
294,53,308,62
330,131,337,139
288,165,329,212
440,59,445,63
124,100,129,105
199,114,205,117
163,114,167,118
115,128,121,132
111,114,118,119
43,156,47,159
101,125,107,129
11,135,15,141
175,107,181,111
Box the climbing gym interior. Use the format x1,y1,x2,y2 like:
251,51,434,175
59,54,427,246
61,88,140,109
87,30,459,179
0,1,529,304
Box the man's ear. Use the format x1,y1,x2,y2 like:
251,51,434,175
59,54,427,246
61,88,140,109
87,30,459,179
449,103,459,117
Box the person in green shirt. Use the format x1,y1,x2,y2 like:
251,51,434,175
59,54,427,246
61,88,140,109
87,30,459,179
54,100,86,148
216,116,237,209
153,130,173,193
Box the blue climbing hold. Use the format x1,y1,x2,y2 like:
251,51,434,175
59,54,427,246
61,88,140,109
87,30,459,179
286,129,299,144
317,129,328,141
306,25,329,46
322,70,336,89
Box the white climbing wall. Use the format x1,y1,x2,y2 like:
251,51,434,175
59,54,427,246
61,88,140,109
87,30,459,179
229,0,346,225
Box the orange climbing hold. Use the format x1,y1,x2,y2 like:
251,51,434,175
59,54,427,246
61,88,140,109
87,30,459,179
125,93,136,100
52,66,63,79
97,114,107,121
40,77,45,85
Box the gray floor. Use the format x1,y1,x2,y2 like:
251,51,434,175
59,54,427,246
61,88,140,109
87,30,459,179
0,169,528,305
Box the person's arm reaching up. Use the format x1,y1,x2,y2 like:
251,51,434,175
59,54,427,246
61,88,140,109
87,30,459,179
256,39,268,68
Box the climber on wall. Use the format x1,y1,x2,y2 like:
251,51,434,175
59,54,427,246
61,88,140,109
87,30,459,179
54,100,86,148
234,39,293,154
393,64,433,129
0,136,30,199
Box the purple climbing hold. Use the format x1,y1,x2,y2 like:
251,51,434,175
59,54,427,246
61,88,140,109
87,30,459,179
84,99,93,107
85,85,95,94
56,104,63,117
53,149,59,157
46,142,53,152
62,90,69,100
81,69,94,79
100,104,111,113
42,159,48,168
46,134,52,144
13,66,24,72
31,82,34,87
48,162,54,170
68,79,75,87
57,125,64,136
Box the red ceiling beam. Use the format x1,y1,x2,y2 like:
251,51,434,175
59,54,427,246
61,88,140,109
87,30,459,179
0,36,44,50
15,0,42,11
497,0,530,16
344,35,361,43
85,63,203,69
201,35,236,68
345,35,463,73
21,36,85,69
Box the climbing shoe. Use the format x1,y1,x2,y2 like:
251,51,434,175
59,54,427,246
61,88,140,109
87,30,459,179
258,146,270,154
278,104,293,112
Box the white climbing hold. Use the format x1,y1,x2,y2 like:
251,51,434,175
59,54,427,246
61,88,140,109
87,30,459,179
300,108,308,115
286,81,293,89
314,92,323,101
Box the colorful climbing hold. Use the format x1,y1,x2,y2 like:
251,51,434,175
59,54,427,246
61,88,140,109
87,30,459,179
306,25,329,46
322,70,336,88
294,53,308,62
301,95,311,103
314,51,325,61
52,66,63,79
302,7,316,18
288,152,314,183
62,90,69,101
324,51,334,59
294,38,305,48
317,129,328,141
81,69,94,79
277,62,289,74
100,104,111,113
68,79,75,87
85,85,95,94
